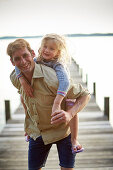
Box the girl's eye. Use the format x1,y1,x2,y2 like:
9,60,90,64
50,48,55,50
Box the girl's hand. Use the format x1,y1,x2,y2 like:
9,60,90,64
19,77,34,97
22,82,34,97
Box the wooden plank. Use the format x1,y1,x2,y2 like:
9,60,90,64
0,60,113,170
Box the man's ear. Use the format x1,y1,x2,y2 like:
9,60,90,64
31,50,35,58
10,57,15,66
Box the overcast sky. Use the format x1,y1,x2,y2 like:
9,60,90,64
0,0,113,36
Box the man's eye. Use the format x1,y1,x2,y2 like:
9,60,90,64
23,54,28,58
14,57,20,61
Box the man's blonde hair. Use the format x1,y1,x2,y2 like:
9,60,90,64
7,39,32,58
37,33,70,64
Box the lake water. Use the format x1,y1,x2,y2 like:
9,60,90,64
0,36,113,131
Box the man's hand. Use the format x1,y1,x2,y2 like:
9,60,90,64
51,110,72,124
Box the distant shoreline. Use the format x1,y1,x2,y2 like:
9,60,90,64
0,33,113,39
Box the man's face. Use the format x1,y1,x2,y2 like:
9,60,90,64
11,47,35,73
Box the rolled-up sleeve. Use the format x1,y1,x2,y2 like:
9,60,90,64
10,69,21,92
67,83,90,99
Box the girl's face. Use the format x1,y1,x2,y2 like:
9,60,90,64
41,40,59,61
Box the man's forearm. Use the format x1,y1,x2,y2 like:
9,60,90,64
68,94,90,118
51,94,90,124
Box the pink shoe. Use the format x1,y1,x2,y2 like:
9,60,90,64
72,145,84,153
25,135,29,142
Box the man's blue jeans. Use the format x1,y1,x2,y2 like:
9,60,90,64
28,134,76,170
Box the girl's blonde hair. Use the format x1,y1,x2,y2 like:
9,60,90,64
37,33,71,65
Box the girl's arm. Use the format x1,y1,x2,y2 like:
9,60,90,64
15,66,34,97
52,63,70,113
15,65,23,79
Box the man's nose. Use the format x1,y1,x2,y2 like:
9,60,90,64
20,57,26,64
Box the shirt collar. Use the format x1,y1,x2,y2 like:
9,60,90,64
32,63,44,78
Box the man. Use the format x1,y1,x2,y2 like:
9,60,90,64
7,39,90,170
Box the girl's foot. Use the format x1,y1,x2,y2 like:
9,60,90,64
72,145,84,153
71,140,84,153
25,133,30,142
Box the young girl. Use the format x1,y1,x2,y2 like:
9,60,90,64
15,33,84,153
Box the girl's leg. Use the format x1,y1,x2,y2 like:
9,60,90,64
69,115,82,151
66,99,83,153
69,115,78,146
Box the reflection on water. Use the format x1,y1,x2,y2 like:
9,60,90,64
0,36,113,130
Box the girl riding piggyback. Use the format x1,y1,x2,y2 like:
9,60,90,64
16,34,70,113
15,34,84,153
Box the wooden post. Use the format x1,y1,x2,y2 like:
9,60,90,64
5,100,11,122
93,82,96,98
76,64,79,72
79,68,83,78
104,97,109,120
73,58,76,64
86,74,88,86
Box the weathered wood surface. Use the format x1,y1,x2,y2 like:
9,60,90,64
0,60,113,170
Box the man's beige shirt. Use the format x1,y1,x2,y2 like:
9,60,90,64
10,63,89,144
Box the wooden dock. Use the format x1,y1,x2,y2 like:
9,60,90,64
0,60,113,170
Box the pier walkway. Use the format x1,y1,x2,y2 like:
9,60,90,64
0,60,113,170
